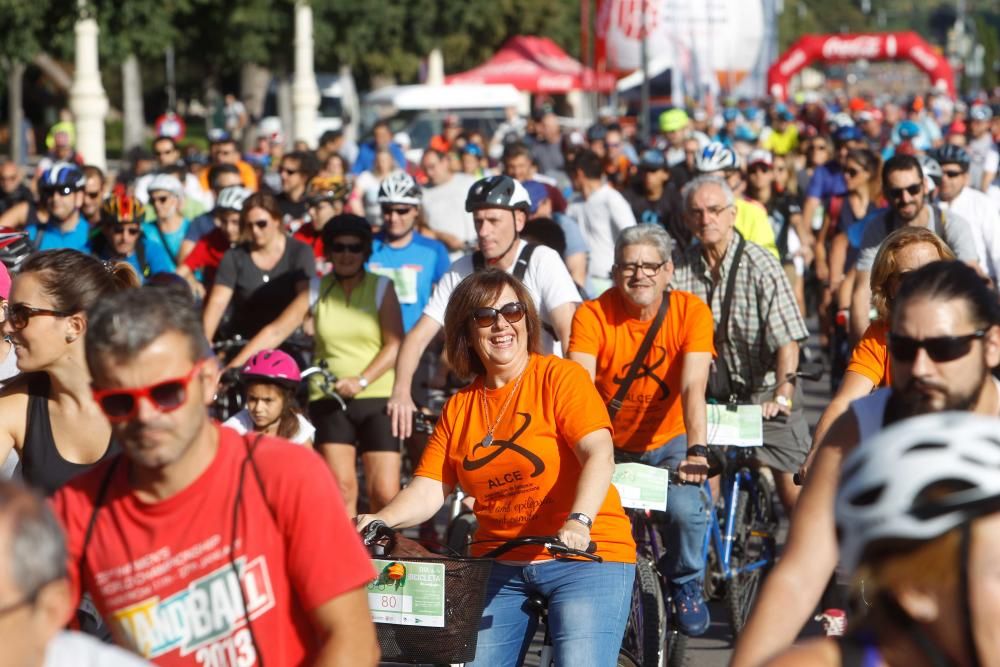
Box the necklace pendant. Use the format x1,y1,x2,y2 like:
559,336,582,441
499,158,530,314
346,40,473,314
481,434,494,448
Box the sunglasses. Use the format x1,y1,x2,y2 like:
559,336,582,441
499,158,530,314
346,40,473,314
472,301,527,328
889,331,986,363
941,169,966,179
279,167,299,175
44,186,77,197
382,206,414,216
151,195,173,204
92,359,207,422
2,303,74,331
247,219,270,229
330,242,365,254
888,183,922,199
109,224,141,237
845,167,863,178
84,190,102,199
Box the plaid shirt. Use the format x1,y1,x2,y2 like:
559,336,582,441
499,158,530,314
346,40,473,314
671,232,808,393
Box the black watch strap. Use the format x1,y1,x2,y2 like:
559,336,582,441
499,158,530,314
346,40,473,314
686,444,710,459
567,512,593,529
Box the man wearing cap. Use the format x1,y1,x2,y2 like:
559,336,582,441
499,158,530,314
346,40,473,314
934,145,1000,281
660,108,693,167
568,150,638,294
761,107,799,156
524,179,589,289
144,174,191,271
967,105,998,193
420,148,478,260
624,149,687,249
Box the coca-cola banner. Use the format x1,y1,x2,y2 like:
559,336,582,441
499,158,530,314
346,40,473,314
768,32,955,100
594,0,765,88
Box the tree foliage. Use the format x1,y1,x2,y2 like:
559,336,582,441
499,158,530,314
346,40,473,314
0,0,52,64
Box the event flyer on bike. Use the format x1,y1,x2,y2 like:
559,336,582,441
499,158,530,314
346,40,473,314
367,560,446,627
706,405,764,447
612,463,669,511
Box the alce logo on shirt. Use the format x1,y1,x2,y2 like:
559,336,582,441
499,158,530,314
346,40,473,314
611,345,671,404
110,555,275,661
462,412,546,479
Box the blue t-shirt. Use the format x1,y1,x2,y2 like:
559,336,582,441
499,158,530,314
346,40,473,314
367,233,450,332
26,216,92,252
92,238,175,283
142,219,190,270
805,162,848,202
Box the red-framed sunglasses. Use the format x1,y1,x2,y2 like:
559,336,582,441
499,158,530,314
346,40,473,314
92,359,207,422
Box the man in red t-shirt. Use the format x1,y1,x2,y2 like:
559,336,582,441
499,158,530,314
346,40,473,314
51,288,378,666
177,186,250,298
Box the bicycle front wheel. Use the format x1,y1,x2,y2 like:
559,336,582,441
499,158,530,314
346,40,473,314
724,469,778,635
621,556,666,667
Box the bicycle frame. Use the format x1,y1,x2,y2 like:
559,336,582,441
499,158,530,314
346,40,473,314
703,457,775,580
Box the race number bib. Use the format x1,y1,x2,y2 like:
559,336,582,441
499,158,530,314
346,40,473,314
370,265,420,304
367,560,446,627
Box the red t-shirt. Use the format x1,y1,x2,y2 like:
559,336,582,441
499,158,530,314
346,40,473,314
51,425,374,666
293,223,325,260
182,229,230,286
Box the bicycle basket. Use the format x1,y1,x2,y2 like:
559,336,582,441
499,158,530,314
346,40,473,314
373,556,493,664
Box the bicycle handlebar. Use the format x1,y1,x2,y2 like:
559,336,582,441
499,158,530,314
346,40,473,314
479,536,602,562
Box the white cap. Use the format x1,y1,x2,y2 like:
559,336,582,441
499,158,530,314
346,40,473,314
147,174,184,198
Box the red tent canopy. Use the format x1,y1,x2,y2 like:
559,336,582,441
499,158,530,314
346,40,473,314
446,36,616,93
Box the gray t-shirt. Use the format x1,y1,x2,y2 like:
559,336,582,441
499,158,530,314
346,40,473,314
855,205,979,272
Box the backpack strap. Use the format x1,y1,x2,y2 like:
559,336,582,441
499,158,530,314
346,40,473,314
512,243,537,281
135,237,151,277
607,291,670,421
472,251,485,272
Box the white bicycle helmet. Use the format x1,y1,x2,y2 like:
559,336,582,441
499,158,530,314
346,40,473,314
377,172,422,206
836,412,1000,573
214,186,253,212
696,142,741,174
465,175,532,213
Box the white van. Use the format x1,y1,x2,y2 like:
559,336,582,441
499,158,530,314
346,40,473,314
361,84,528,160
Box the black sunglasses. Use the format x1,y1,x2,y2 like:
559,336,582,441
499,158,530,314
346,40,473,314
382,206,414,216
247,219,270,229
43,185,77,197
889,330,986,363
3,303,74,331
109,224,141,237
888,183,922,199
845,167,862,178
472,301,527,328
941,169,966,179
330,242,365,254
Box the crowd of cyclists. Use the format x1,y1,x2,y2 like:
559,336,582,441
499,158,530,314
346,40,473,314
0,83,997,666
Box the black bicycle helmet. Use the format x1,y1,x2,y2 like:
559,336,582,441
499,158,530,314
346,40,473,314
932,145,971,169
321,213,373,254
465,175,532,213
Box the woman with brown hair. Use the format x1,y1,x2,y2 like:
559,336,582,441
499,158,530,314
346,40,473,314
807,226,956,451
201,191,315,344
357,269,636,667
0,249,138,495
767,413,1000,667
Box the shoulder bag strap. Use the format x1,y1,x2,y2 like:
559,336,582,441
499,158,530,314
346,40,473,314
472,250,485,272
607,291,670,421
513,243,537,281
79,457,122,577
714,233,746,348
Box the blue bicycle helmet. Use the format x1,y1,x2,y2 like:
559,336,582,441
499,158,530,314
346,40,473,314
932,145,971,169
39,162,85,192
833,125,863,144
897,120,921,140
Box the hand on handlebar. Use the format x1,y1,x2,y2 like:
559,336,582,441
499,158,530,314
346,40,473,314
335,377,364,399
355,514,380,534
678,455,709,484
387,389,416,439
761,400,791,421
557,520,592,552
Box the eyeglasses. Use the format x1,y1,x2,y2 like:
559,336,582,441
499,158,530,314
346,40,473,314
845,167,863,178
151,195,173,204
616,261,666,277
109,224,141,237
382,206,414,217
247,219,270,229
2,303,74,330
279,167,299,175
84,190,102,199
888,331,986,363
941,169,966,179
887,183,922,200
92,360,207,422
330,242,365,254
687,204,733,221
472,301,527,328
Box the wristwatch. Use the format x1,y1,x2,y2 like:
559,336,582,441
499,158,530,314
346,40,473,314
358,376,369,389
567,512,593,529
686,444,710,459
775,395,792,409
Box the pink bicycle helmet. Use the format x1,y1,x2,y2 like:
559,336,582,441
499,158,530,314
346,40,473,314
242,349,301,388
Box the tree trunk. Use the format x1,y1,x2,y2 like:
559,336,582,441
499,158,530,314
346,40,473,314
276,70,293,150
121,53,145,152
32,52,73,92
8,61,25,164
239,62,271,152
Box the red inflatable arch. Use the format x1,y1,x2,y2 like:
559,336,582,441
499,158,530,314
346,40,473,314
768,31,955,101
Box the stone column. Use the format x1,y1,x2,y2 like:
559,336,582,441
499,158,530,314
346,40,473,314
291,0,320,148
68,1,109,170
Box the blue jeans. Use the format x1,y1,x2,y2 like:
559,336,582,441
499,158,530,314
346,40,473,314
468,560,635,667
640,433,711,585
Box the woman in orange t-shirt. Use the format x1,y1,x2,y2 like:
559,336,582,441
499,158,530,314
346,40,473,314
357,269,635,667
807,227,956,459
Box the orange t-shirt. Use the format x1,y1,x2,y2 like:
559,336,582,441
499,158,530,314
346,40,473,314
846,320,891,387
414,354,636,563
569,289,715,453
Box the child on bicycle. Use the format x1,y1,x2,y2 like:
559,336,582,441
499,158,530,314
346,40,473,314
222,349,316,446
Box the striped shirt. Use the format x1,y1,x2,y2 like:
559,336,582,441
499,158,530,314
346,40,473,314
671,232,808,393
